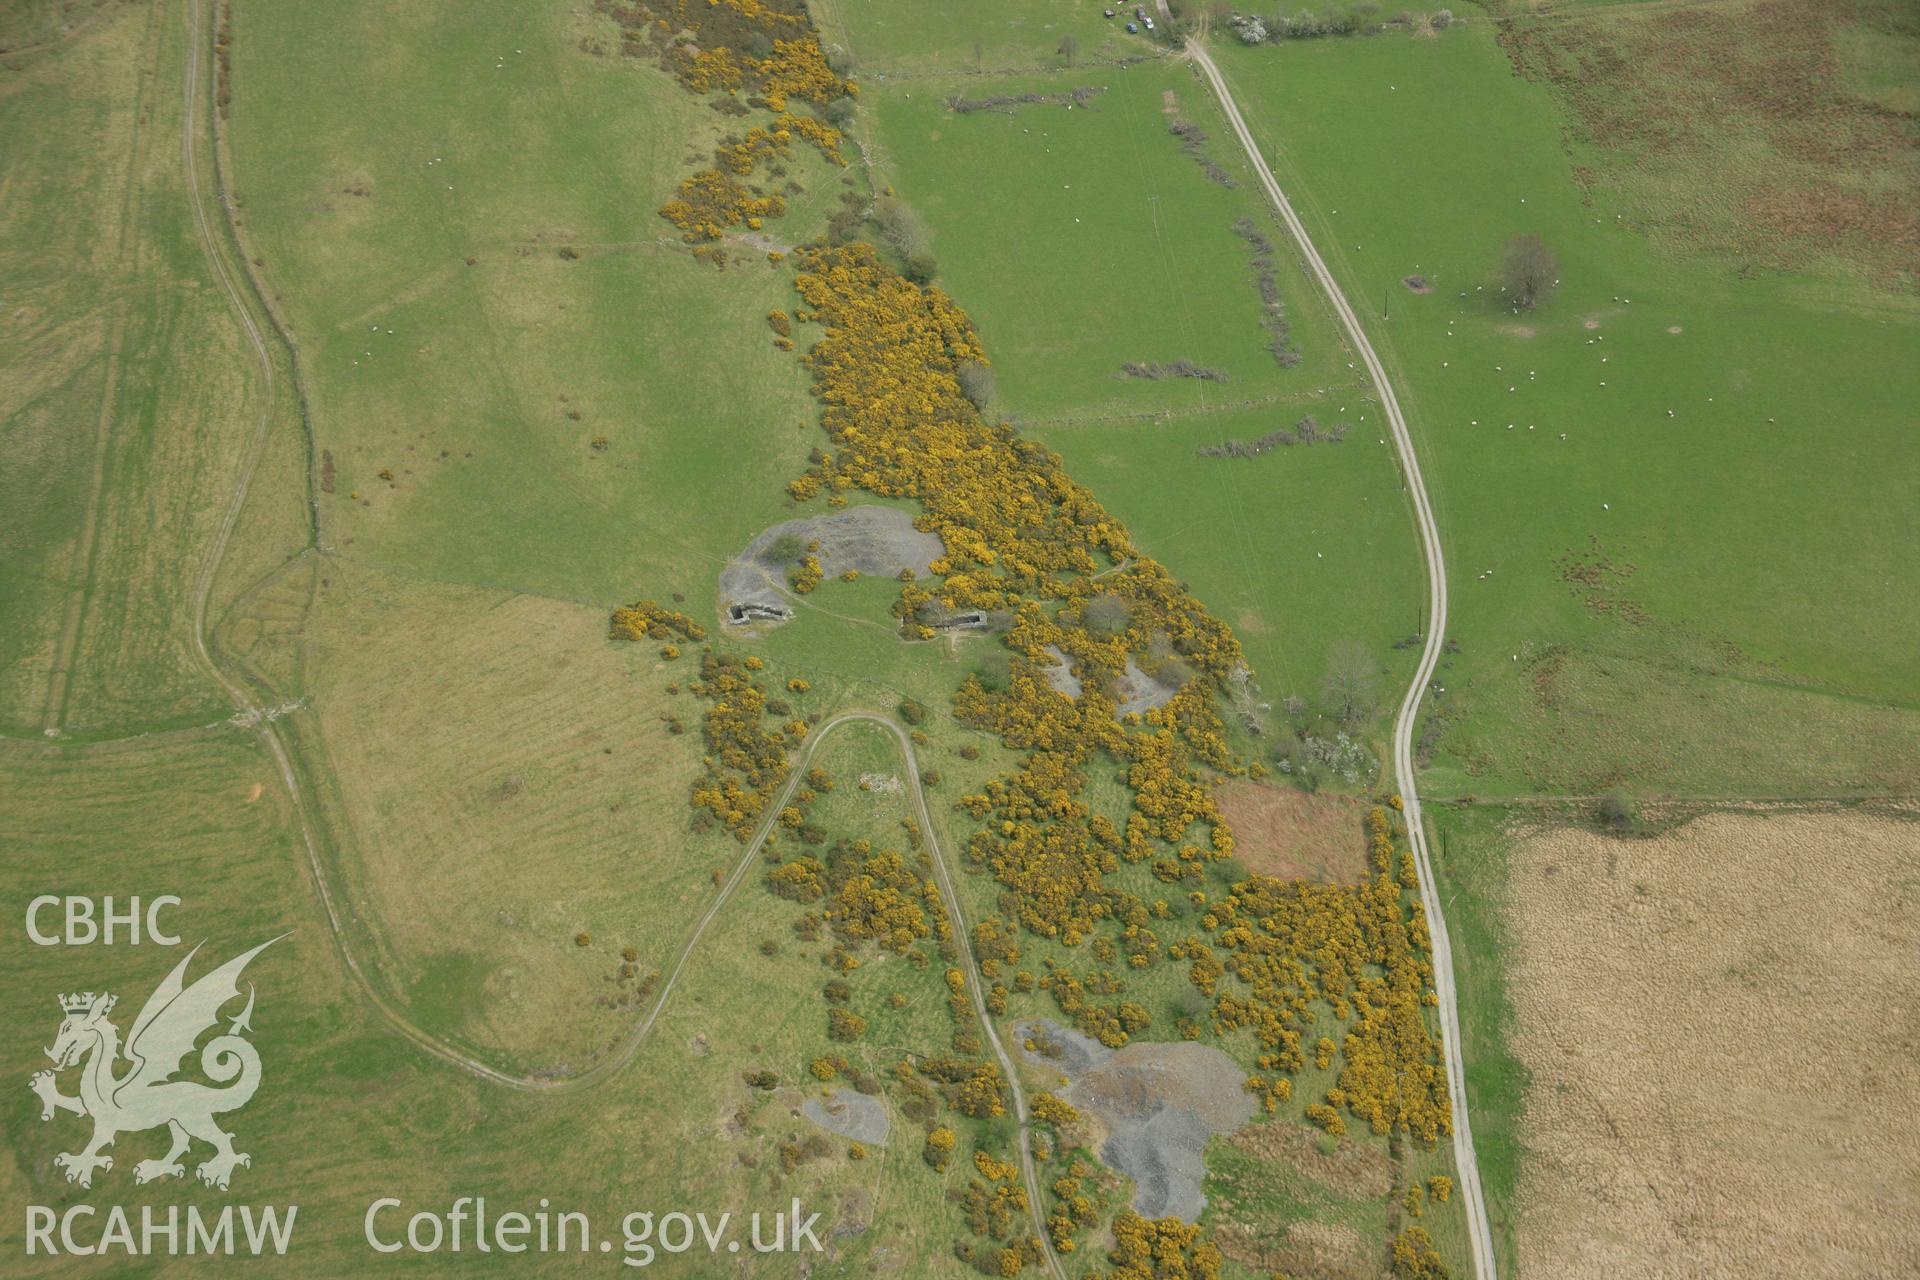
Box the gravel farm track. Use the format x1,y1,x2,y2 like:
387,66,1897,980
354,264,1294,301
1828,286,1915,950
1176,22,1501,1280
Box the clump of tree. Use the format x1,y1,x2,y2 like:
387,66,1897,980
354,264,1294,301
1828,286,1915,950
945,86,1105,115
1080,594,1133,637
1232,216,1300,365
790,553,824,593
870,196,937,283
1104,1212,1224,1280
923,1125,957,1170
1499,233,1558,310
1198,414,1344,458
687,651,798,839
1597,789,1640,833
1170,118,1237,188
1224,3,1449,40
956,359,995,409
1320,640,1382,724
763,531,809,564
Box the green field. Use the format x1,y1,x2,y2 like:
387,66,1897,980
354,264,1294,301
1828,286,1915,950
224,0,829,610
822,29,1432,739
817,0,1155,77
1207,20,1920,800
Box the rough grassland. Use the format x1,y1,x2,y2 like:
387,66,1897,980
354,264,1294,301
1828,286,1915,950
0,730,979,1277
1495,0,1920,285
288,563,738,1071
0,2,291,736
645,719,995,1277
1211,26,1920,798
1216,780,1372,882
1505,809,1920,1277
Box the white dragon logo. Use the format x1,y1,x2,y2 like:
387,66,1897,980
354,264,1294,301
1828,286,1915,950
29,936,282,1190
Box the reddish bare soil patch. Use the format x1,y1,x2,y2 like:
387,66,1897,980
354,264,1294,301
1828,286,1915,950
1217,781,1369,883
1229,1117,1394,1199
1508,808,1920,1279
1216,1218,1383,1279
1497,0,1920,281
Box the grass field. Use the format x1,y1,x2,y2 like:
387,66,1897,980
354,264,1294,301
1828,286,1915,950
818,12,1432,742
0,0,296,738
211,0,871,1063
224,0,838,616
1207,20,1920,799
816,0,1156,78
1425,803,1532,1277
281,561,748,1070
1196,18,1920,1270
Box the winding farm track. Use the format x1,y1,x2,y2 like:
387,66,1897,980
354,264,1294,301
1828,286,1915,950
882,714,1070,1280
1180,33,1499,1280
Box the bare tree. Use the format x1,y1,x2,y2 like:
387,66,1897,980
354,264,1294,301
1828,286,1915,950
956,360,996,410
871,198,924,255
1320,640,1382,724
1080,593,1131,636
1499,234,1558,310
